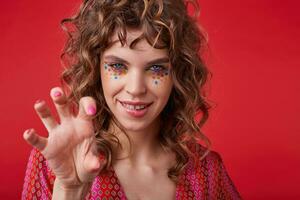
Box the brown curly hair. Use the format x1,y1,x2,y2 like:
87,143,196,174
60,0,212,182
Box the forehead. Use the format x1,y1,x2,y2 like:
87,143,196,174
103,29,169,58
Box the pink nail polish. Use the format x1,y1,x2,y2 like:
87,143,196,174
87,106,96,115
54,91,62,97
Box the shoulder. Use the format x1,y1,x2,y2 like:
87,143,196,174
187,142,242,199
187,141,222,165
187,142,228,175
186,142,228,183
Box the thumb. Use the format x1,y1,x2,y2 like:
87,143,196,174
79,149,106,183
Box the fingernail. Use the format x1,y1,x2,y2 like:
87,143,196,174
87,106,96,115
26,129,33,135
35,99,43,104
54,91,62,97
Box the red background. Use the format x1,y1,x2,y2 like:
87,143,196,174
1,0,299,199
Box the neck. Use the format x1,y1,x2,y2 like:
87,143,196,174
110,118,164,165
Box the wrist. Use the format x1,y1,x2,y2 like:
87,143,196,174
52,179,92,200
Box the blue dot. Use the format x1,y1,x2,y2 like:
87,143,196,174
114,76,118,79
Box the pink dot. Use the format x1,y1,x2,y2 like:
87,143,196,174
54,91,62,97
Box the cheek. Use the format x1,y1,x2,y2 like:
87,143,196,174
101,64,124,87
103,64,127,80
100,66,122,100
100,66,109,91
147,72,173,98
147,70,170,86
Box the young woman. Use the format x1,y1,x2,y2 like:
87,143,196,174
22,0,241,199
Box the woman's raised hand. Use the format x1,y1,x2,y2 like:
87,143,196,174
23,87,104,189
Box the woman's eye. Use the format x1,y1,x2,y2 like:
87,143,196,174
106,63,126,72
149,65,166,73
112,63,124,69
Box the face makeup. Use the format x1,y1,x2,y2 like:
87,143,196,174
148,65,170,85
100,29,173,133
104,63,127,80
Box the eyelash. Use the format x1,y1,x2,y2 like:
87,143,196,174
107,63,126,72
148,65,167,73
105,63,168,73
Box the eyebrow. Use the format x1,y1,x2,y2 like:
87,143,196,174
103,55,170,66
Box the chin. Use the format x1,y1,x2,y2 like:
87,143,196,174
116,117,157,133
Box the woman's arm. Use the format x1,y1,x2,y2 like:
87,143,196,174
206,151,242,199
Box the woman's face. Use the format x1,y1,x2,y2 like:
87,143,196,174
100,29,173,132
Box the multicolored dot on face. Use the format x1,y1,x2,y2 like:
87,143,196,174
104,63,127,80
150,68,170,86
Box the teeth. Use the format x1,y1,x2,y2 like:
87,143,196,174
122,103,147,110
136,105,145,109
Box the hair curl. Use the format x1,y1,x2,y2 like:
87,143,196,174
60,0,212,182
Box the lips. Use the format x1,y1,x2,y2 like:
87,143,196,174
122,103,147,110
118,100,152,118
119,100,152,107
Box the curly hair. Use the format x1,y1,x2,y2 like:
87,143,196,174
60,0,212,182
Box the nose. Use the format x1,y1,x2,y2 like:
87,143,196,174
125,70,147,96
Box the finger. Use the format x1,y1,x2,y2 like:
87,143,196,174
34,100,58,131
85,151,104,173
77,97,97,121
50,87,71,120
81,150,106,182
23,129,47,151
87,141,107,173
75,139,105,182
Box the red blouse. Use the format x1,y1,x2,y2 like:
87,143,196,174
22,143,241,200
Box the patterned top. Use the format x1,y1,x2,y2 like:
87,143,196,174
22,143,241,200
